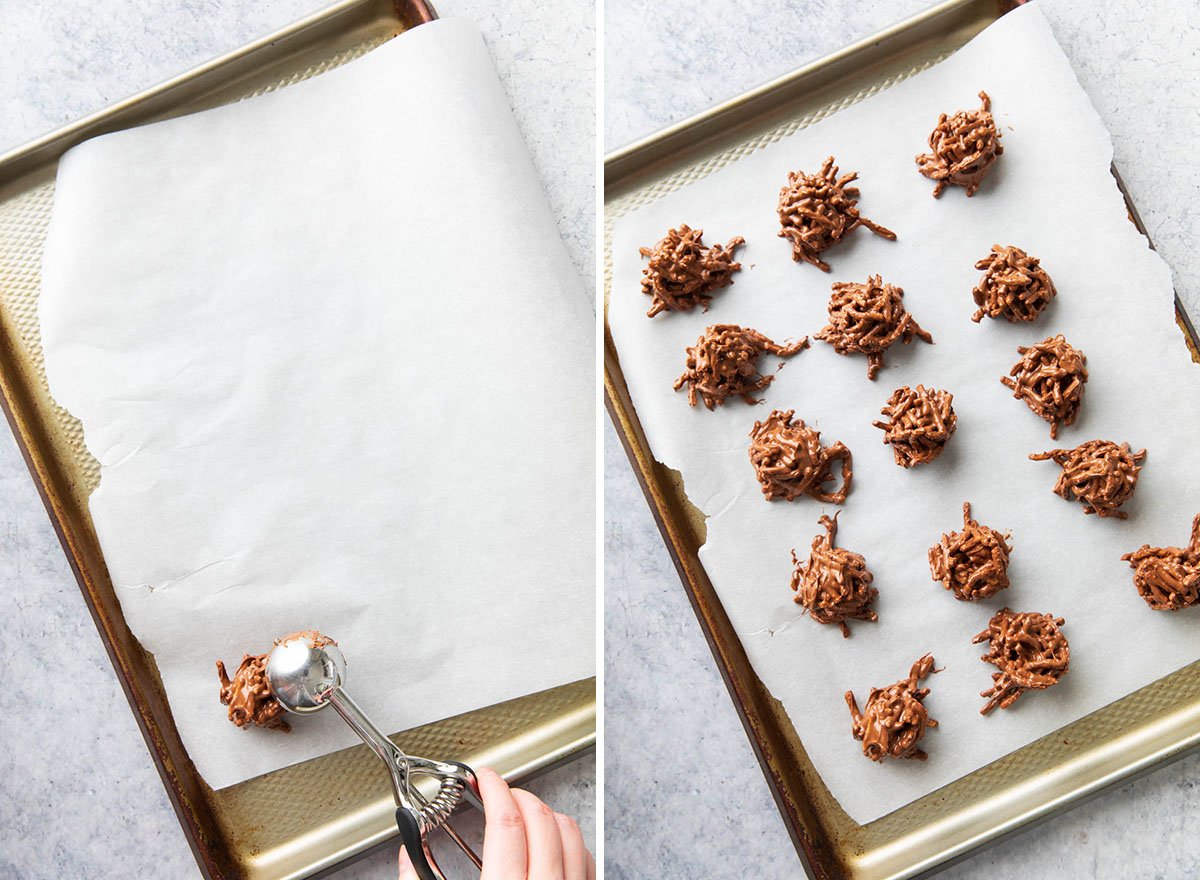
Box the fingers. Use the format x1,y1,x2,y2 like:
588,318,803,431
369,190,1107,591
555,812,587,880
474,766,591,880
478,767,528,880
512,789,563,880
397,845,418,880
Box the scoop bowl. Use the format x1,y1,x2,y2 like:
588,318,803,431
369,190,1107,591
265,633,347,714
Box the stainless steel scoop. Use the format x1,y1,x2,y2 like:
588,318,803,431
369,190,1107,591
265,633,483,880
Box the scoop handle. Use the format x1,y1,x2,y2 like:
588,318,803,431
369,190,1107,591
396,807,448,880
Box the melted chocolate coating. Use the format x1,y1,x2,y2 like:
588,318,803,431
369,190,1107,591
1121,514,1200,611
928,502,1012,601
1001,334,1087,440
873,384,957,467
790,513,878,637
815,275,933,380
973,609,1069,715
216,652,290,732
845,655,939,762
1030,439,1145,519
748,409,853,504
281,629,335,649
216,630,337,732
776,156,895,272
972,244,1056,323
916,91,1004,197
674,324,808,409
638,225,744,318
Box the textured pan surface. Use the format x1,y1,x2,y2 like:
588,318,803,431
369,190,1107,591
603,1,1200,878
0,2,595,878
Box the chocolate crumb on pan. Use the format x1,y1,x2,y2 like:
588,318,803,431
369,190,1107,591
674,324,809,410
216,630,336,732
846,655,940,761
748,409,853,504
815,275,933,380
873,384,957,467
1030,439,1145,519
790,513,878,637
638,224,745,318
776,156,896,272
972,245,1056,323
1000,334,1087,439
973,609,1068,715
1121,514,1200,611
916,91,1003,197
929,502,1012,601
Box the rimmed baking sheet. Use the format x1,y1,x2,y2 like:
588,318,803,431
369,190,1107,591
604,0,1199,877
0,2,594,877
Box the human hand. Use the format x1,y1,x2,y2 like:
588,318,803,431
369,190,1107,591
398,767,594,880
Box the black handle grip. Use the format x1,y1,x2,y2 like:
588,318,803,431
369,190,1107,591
396,807,442,880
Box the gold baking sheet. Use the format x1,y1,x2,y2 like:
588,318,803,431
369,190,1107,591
0,2,595,878
603,1,1200,878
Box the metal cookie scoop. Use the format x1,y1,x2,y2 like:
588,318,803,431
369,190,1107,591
266,633,483,880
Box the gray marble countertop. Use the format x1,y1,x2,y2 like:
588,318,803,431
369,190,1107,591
0,2,593,878
604,0,1200,878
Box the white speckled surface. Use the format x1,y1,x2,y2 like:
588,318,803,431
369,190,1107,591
0,2,593,877
604,0,1200,877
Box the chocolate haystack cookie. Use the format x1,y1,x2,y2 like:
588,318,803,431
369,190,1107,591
674,324,809,410
1000,335,1087,439
973,609,1068,715
638,224,745,318
845,655,940,762
776,156,896,272
916,91,1003,197
216,630,336,732
748,409,853,504
873,384,957,467
217,651,289,732
1030,439,1145,519
972,244,1056,323
1121,514,1200,611
790,513,878,637
815,275,933,380
928,502,1012,602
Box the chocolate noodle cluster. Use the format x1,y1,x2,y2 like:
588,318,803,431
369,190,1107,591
217,651,289,731
815,275,933,380
872,384,957,467
776,156,896,272
790,513,878,637
1001,335,1088,440
916,91,1004,197
928,502,1012,602
674,324,808,409
972,245,1057,323
1121,514,1200,611
748,409,853,504
973,609,1069,715
846,655,940,762
216,630,336,732
638,225,745,318
1030,439,1146,519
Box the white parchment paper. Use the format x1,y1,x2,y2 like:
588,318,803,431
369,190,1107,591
39,19,594,790
609,4,1200,824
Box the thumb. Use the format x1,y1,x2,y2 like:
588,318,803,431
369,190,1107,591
397,845,419,880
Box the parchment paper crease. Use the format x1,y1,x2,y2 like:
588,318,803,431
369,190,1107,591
609,4,1200,824
40,19,594,790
